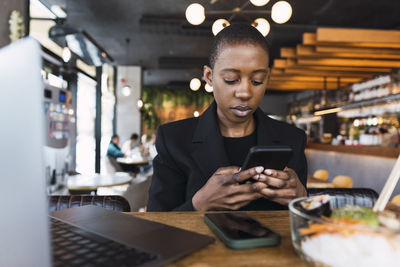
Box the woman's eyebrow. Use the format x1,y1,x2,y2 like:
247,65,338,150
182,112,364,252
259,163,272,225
221,68,240,73
252,69,268,74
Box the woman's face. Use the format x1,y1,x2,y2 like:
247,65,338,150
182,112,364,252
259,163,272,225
204,43,269,125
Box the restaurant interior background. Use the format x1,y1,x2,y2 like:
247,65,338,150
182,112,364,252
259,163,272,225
2,0,400,207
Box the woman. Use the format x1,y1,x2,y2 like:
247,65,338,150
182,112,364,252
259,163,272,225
148,24,307,211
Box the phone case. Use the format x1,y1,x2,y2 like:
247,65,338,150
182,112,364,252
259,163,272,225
204,212,281,250
241,145,293,171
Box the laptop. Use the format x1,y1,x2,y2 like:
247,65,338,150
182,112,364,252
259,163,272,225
0,38,214,267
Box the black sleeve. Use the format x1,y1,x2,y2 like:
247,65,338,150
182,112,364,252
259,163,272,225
296,131,308,188
147,126,194,211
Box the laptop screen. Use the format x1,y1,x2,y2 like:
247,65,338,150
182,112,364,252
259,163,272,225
0,38,51,267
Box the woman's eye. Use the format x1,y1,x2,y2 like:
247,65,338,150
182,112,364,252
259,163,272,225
224,79,238,84
252,81,264,86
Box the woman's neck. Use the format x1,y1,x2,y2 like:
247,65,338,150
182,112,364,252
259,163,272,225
218,115,256,138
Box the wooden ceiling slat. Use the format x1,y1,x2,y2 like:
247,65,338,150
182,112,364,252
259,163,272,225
296,45,400,60
275,63,392,73
316,28,400,44
280,47,296,58
280,68,373,77
270,68,284,75
296,45,315,56
303,31,400,49
269,75,361,83
273,59,287,68
297,58,400,68
303,33,316,45
267,82,339,90
316,46,400,55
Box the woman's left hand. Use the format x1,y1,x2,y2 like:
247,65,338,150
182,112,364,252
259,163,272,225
251,167,307,206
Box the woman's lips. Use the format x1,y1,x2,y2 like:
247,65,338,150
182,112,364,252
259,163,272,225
231,106,252,117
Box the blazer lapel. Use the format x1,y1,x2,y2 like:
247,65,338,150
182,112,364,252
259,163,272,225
190,104,282,182
254,108,282,146
191,101,230,182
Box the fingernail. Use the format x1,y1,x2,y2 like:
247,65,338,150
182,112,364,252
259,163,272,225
256,166,264,173
254,174,260,180
265,169,272,175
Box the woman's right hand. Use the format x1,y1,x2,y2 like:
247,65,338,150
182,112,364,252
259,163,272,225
192,166,264,211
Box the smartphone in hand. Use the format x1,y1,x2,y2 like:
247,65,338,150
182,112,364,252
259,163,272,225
204,212,281,249
240,146,293,183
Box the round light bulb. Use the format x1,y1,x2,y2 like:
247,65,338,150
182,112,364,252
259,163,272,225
252,18,270,37
194,111,200,117
121,85,132,96
185,3,205,25
190,78,201,91
137,99,143,108
212,19,230,36
250,0,270,6
204,83,213,93
62,47,71,62
271,1,292,24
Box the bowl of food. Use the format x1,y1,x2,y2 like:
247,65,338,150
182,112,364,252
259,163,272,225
289,195,400,267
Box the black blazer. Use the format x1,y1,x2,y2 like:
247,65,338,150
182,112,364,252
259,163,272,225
147,102,307,211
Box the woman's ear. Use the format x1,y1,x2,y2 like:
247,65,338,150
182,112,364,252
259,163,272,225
203,65,213,86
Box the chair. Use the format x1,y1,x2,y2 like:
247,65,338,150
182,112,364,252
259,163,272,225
123,172,153,211
391,194,400,204
332,175,354,188
105,156,124,173
308,188,379,209
313,169,329,181
49,195,131,212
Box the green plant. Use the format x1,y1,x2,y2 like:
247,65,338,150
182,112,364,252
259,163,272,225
141,86,214,131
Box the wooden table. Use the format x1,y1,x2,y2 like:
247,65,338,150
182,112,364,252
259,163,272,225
67,173,132,193
128,211,308,267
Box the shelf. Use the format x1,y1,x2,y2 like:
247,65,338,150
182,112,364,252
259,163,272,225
306,143,400,158
341,93,400,110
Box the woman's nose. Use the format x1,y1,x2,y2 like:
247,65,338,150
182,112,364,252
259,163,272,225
234,80,252,99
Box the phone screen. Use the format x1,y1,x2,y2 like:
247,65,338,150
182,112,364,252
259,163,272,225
205,212,277,240
241,146,293,172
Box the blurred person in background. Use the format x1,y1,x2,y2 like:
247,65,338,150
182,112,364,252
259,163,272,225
122,133,140,155
107,134,124,158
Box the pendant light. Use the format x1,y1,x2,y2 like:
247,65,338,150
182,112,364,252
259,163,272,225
121,38,132,97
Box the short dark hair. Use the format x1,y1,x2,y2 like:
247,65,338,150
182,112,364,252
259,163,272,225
130,133,139,140
209,23,269,69
111,134,119,140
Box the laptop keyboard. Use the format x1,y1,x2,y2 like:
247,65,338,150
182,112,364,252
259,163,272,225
50,217,159,267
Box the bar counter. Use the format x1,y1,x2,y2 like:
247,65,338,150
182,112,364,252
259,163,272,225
307,143,400,158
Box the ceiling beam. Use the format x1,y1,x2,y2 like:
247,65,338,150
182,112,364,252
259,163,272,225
295,45,400,60
279,68,374,77
297,57,400,68
280,47,296,58
274,68,375,78
303,31,400,49
303,33,316,45
269,75,362,83
317,28,400,45
273,60,392,72
267,81,339,90
316,46,400,55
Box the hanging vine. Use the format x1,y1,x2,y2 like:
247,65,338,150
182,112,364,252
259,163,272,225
141,86,214,131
